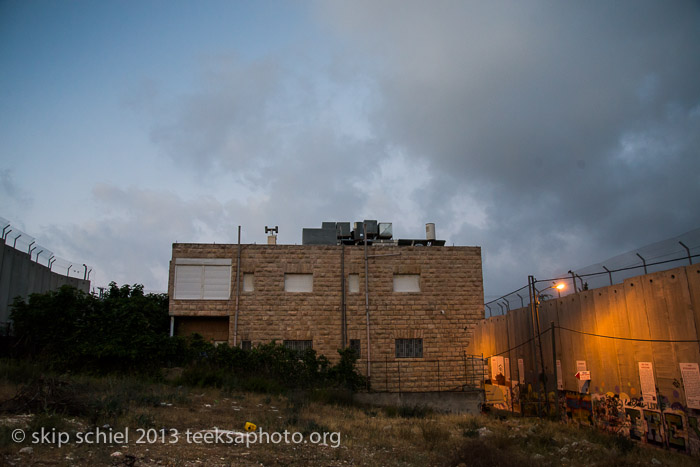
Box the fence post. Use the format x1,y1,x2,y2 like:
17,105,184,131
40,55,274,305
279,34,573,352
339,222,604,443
505,312,515,414
551,321,560,418
398,361,401,394
679,241,692,265
462,350,470,389
385,356,389,392
603,266,613,285
529,275,548,417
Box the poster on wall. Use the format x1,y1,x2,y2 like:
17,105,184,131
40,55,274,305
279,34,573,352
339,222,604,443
576,360,588,393
556,359,564,390
638,362,657,403
491,356,505,385
518,358,525,384
679,362,700,409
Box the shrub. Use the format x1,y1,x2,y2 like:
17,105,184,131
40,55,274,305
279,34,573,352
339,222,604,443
9,283,367,394
398,404,433,419
10,283,177,372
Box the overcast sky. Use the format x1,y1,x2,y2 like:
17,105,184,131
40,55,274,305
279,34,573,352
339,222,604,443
1,0,699,299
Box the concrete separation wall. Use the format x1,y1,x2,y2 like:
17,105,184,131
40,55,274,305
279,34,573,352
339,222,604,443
354,391,484,415
0,238,90,327
469,263,700,455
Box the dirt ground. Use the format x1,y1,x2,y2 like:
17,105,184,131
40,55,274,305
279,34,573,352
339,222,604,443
1,382,698,467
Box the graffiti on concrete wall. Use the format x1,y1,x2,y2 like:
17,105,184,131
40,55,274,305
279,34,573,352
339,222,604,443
563,391,700,455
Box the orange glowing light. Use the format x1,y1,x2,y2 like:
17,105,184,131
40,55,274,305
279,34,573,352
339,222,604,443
555,283,565,290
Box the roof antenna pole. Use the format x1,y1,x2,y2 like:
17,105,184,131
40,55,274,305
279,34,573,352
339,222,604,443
364,222,371,383
234,226,241,346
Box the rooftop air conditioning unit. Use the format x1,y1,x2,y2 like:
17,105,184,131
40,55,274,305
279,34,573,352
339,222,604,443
378,222,393,239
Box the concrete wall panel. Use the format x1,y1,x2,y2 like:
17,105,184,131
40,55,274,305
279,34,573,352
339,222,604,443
474,265,700,406
0,241,90,324
623,275,654,400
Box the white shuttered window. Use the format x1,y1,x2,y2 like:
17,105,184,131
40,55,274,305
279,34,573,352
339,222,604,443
174,258,231,300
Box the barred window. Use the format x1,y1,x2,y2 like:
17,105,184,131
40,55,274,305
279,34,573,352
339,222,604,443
283,340,313,353
241,340,252,351
395,338,423,358
349,339,361,356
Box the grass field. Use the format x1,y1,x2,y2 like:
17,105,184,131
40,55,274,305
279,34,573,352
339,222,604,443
0,366,696,466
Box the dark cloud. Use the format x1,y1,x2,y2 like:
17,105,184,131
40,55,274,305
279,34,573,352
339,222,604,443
120,1,699,296
317,0,700,295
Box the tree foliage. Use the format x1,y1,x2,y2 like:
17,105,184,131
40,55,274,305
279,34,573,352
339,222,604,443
9,283,366,391
11,283,176,372
179,337,366,391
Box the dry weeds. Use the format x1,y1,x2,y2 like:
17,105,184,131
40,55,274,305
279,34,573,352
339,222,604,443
0,377,697,466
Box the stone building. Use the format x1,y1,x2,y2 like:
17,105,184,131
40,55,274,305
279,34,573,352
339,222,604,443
168,222,484,391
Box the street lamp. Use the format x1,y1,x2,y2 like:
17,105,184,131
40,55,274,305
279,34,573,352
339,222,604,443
554,282,565,298
536,281,566,300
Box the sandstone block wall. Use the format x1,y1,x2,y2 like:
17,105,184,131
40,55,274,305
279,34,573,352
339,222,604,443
169,243,484,391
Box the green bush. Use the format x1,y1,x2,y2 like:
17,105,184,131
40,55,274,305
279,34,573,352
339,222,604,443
9,283,366,394
180,338,366,393
10,283,179,372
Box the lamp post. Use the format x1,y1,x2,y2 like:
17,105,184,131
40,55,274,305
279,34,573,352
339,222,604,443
530,279,566,415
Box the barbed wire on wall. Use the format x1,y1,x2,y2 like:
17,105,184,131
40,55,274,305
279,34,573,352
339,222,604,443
484,234,699,319
1,216,93,280
485,325,700,360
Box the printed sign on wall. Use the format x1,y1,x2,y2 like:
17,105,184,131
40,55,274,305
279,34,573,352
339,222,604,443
491,356,505,385
556,359,563,390
679,362,700,409
576,360,588,393
638,362,657,403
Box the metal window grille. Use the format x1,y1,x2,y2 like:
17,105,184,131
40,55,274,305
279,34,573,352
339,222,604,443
283,340,313,353
349,339,361,356
395,338,423,358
